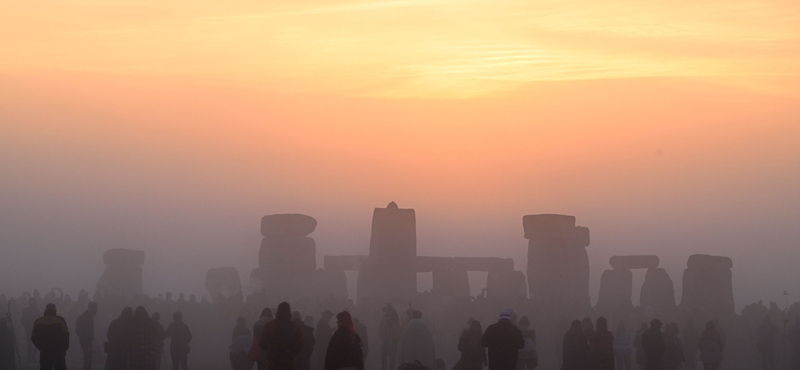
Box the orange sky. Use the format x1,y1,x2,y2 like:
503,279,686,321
1,0,800,307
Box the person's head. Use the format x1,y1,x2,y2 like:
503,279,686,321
292,311,302,323
88,302,98,315
173,311,183,322
499,310,513,322
519,316,530,328
276,302,291,321
412,310,422,320
596,317,608,332
237,317,246,326
152,312,161,323
44,303,57,316
133,306,150,322
650,319,663,330
261,307,273,319
705,320,716,331
570,319,583,334
336,311,356,335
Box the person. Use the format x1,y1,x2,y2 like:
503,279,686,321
633,323,647,370
353,318,369,359
582,318,596,344
260,302,304,370
316,310,335,370
324,311,364,370
641,320,665,370
517,316,537,370
682,320,700,370
698,321,723,370
757,316,777,370
231,331,255,370
22,298,39,362
399,310,436,370
379,304,400,370
481,310,524,370
165,311,192,370
560,320,589,370
233,317,252,342
254,308,275,370
662,323,684,370
0,317,17,370
613,321,632,370
590,317,615,370
75,302,97,370
105,307,133,370
129,306,158,370
788,317,800,370
152,312,166,370
453,319,486,370
293,311,315,370
31,303,70,370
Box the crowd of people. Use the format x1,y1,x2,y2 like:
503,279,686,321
3,288,800,370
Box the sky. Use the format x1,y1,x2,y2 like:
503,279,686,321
1,0,799,310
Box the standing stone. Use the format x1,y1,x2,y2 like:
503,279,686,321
96,249,145,298
640,268,675,311
597,269,633,312
257,214,318,298
205,267,241,302
524,214,590,308
680,254,734,315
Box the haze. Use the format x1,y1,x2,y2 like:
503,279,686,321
1,0,800,311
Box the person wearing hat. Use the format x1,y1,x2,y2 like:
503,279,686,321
641,319,665,370
481,311,524,370
31,303,70,370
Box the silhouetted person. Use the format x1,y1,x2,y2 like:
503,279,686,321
453,319,486,370
315,310,334,370
560,320,589,370
590,317,615,370
76,302,98,370
517,316,537,370
641,320,665,370
682,320,699,370
31,303,69,370
259,302,304,370
22,298,39,362
165,311,192,370
292,311,315,370
399,310,436,370
613,321,631,370
788,317,800,370
698,321,723,370
152,312,165,370
233,317,252,342
231,331,255,370
633,323,647,370
254,308,275,370
379,304,400,370
353,318,369,359
757,317,777,370
324,311,364,370
105,307,133,370
663,323,684,370
129,306,157,370
481,310,524,370
0,317,16,370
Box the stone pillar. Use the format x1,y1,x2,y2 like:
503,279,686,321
524,214,590,308
358,202,417,304
680,254,734,315
258,214,317,298
96,249,144,298
640,268,675,311
205,267,241,302
596,269,633,312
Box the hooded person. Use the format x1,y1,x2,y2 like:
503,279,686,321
560,320,589,370
698,321,723,370
315,310,335,370
0,317,16,370
613,321,632,370
105,307,133,370
31,303,70,370
481,310,524,370
293,311,315,370
75,301,97,370
379,304,401,370
590,317,615,370
129,306,158,370
324,311,364,370
453,319,486,370
259,302,305,370
254,308,275,370
641,320,665,370
399,310,436,370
